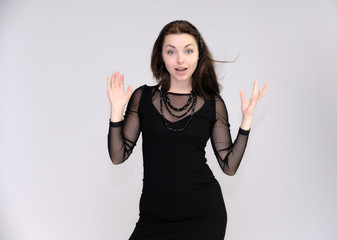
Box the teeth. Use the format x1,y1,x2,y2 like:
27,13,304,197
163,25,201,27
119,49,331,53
176,68,187,71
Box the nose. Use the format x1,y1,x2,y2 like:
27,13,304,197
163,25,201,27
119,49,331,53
177,52,184,64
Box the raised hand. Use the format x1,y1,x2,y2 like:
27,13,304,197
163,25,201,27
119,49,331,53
107,71,133,122
239,80,269,130
107,71,133,108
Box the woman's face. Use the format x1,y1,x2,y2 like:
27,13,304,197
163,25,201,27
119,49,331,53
161,33,199,86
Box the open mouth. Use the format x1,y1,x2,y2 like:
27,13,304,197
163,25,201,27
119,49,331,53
175,67,188,72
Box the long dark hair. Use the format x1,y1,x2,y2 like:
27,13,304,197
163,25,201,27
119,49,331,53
151,20,220,100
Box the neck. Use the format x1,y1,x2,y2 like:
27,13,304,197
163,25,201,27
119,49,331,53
168,79,192,93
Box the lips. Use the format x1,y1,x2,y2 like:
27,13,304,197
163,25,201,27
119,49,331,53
175,67,188,71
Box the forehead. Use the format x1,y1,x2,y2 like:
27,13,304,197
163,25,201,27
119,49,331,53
163,33,198,47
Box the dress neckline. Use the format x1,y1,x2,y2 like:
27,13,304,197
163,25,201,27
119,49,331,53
155,84,193,95
149,85,209,125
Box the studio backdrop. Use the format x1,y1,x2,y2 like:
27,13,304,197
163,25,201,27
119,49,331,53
1,0,336,239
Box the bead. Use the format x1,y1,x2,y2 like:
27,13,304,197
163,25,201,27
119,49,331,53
160,87,197,132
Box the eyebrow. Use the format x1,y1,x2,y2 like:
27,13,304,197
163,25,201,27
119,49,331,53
165,44,195,48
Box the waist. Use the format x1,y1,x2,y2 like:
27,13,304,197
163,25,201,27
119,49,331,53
142,164,216,195
139,178,223,220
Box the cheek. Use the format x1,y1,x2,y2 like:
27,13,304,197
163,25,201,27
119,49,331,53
162,61,172,74
162,60,170,70
162,57,174,69
162,57,170,66
190,58,199,71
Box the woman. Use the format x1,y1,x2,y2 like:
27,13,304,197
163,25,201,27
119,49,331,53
107,20,268,240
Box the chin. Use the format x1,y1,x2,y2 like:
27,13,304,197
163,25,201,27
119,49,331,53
172,73,193,81
174,77,192,82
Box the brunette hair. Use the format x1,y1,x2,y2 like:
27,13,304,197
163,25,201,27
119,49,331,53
151,20,220,100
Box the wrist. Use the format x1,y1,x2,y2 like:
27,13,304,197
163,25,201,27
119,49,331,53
240,117,252,131
110,106,125,122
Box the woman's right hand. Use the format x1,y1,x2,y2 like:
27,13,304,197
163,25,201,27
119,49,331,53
107,71,133,108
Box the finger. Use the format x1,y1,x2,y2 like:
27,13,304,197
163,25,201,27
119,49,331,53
107,75,111,89
120,74,124,89
256,90,262,101
111,72,116,88
114,71,119,88
113,71,117,88
261,82,269,95
240,90,246,103
258,82,269,100
126,85,133,98
252,80,258,96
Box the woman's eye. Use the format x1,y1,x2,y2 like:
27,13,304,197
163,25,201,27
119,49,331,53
186,50,193,54
167,50,174,55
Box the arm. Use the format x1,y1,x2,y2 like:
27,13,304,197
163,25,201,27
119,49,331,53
107,71,142,164
211,96,250,176
211,81,269,175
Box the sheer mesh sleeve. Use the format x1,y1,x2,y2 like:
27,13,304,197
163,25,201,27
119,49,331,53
211,95,250,176
107,86,144,164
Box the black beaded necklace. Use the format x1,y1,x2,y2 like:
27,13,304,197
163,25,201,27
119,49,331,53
166,93,193,111
162,91,194,119
159,86,197,132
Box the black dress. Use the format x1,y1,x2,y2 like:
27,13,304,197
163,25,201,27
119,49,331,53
108,85,250,240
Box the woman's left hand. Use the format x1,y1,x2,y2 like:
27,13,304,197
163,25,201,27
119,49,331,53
240,80,269,130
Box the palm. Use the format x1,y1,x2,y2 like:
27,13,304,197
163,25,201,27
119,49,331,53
240,81,269,119
107,71,132,108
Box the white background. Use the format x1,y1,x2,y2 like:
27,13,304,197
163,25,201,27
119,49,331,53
1,0,337,239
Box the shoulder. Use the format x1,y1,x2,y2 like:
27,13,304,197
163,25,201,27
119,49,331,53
134,84,158,94
141,84,160,99
127,85,148,110
143,84,159,92
129,85,145,103
214,94,227,109
214,94,225,103
213,94,229,122
132,84,158,113
133,84,146,94
131,84,157,99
